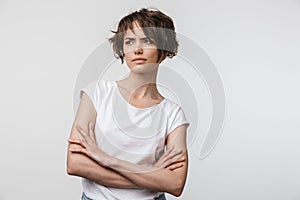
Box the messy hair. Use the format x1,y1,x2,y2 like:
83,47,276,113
109,8,179,64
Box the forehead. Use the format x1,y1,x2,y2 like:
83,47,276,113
124,22,146,38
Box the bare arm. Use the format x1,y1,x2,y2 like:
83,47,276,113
66,92,139,188
70,123,189,197
109,125,189,197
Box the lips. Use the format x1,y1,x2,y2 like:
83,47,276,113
132,58,147,63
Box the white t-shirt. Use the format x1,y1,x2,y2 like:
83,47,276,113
79,79,189,200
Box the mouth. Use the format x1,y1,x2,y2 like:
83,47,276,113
132,58,147,64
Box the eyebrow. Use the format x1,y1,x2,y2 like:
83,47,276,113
124,37,150,40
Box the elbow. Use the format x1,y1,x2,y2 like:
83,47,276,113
66,153,80,176
170,179,185,197
67,163,75,176
66,159,75,175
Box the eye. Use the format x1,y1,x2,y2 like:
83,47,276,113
124,40,134,45
143,38,154,44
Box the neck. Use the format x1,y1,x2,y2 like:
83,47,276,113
118,68,161,100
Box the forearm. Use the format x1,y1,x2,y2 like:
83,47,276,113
68,122,187,195
67,151,140,189
67,120,139,189
109,157,186,196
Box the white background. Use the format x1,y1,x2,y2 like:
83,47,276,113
0,0,300,199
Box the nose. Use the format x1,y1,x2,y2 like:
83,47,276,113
134,47,143,55
134,41,143,55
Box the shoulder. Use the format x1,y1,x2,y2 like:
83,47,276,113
96,79,113,87
92,79,115,95
161,98,190,135
79,79,115,108
161,98,187,121
161,98,184,114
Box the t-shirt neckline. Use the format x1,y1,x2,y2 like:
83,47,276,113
113,81,166,110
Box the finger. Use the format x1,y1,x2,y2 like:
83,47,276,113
89,122,93,137
170,154,185,162
160,145,174,159
170,148,183,157
75,124,84,133
171,155,186,164
89,123,96,142
68,138,83,146
154,146,177,167
69,148,88,155
157,146,178,164
166,163,183,171
68,138,88,148
164,154,185,167
166,163,177,170
166,145,174,152
75,125,86,139
163,149,183,162
76,125,93,144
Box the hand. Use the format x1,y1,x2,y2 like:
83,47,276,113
153,145,186,171
68,123,112,167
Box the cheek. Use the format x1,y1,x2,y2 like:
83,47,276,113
123,46,131,55
145,48,159,59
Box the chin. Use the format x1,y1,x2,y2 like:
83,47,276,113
131,64,158,73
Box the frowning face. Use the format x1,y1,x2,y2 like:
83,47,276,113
123,23,161,74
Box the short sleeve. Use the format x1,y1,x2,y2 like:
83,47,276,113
79,80,101,110
167,106,190,135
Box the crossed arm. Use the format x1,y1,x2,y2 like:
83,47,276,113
66,93,189,196
67,93,139,188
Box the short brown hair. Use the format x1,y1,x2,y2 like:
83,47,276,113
109,8,179,64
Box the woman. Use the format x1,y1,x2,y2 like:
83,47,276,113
67,8,190,200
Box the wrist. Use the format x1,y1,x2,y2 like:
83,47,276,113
109,156,119,169
91,149,115,168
